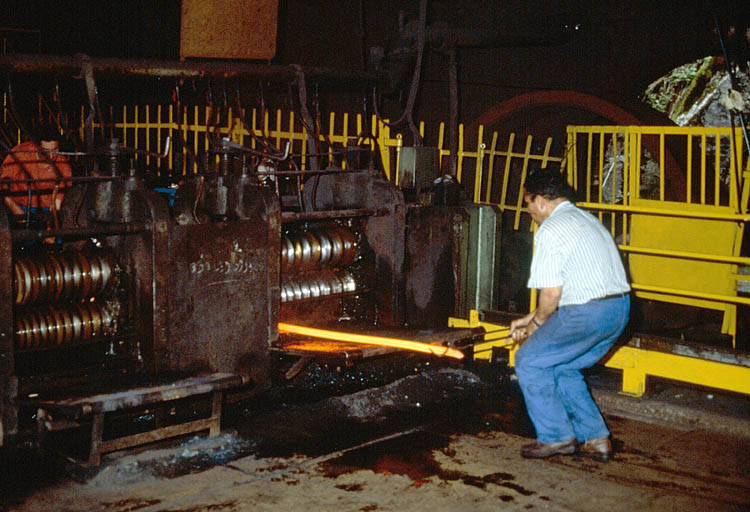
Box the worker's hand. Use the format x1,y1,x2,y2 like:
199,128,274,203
509,314,536,342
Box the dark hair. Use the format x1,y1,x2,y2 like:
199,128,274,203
33,122,61,144
524,168,575,201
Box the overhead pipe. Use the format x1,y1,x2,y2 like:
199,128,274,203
0,54,388,87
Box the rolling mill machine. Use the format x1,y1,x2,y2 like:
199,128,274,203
0,57,499,464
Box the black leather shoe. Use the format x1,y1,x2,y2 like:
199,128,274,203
578,436,613,462
521,439,577,458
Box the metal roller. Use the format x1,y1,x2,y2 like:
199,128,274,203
280,226,357,272
280,270,357,303
14,301,118,350
13,250,119,306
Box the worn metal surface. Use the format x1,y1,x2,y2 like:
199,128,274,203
404,206,461,328
0,212,15,443
167,216,276,384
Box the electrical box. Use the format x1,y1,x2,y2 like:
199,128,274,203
398,146,440,192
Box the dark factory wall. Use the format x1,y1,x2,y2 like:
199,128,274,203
1,1,748,129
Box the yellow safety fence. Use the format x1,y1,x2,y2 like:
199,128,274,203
565,125,750,347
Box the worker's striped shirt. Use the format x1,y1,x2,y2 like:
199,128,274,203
527,201,630,306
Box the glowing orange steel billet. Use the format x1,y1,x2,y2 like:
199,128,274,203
278,323,465,360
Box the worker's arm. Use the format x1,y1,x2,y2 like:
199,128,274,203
3,195,25,216
509,286,562,341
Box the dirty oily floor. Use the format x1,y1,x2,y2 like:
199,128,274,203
2,363,749,512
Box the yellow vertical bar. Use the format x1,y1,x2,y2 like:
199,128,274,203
288,110,295,154
197,106,202,166
457,124,465,183
342,112,349,169
134,105,139,168
599,133,615,205
541,136,553,169
514,135,533,231
277,109,283,149
630,129,638,206
658,131,665,200
485,131,498,204
473,125,484,202
145,105,151,168
122,105,128,147
611,132,617,205
715,134,722,206
586,132,593,202
437,122,445,170
227,106,234,139
393,132,403,184
168,104,174,173
263,110,278,148
729,134,744,211
500,133,515,210
736,133,742,206
700,134,707,204
328,111,336,164
156,104,162,176
300,115,307,171
289,110,295,153
375,115,390,180
419,121,425,140
251,109,257,150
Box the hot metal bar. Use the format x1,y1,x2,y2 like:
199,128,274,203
12,223,150,241
0,54,387,86
278,323,465,360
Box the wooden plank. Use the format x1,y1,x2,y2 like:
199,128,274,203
97,417,216,457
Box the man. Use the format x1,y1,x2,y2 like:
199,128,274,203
1,125,72,239
509,169,630,462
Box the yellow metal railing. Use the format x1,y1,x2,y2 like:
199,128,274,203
565,125,750,347
81,106,399,179
81,106,561,211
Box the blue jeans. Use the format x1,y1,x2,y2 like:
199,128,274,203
514,294,630,444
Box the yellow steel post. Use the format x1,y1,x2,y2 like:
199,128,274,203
342,112,349,169
513,136,533,231
457,123,464,183
328,112,335,164
485,131,498,204
473,125,484,203
437,121,445,171
499,132,515,210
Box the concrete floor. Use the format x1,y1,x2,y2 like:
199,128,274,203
3,365,749,512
